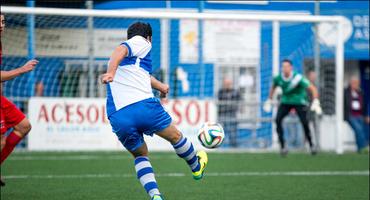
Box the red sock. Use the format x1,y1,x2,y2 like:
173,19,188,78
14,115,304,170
1,132,22,164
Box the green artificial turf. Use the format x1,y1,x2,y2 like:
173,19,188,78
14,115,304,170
1,151,369,200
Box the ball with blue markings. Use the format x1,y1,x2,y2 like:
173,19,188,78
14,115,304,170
198,122,225,149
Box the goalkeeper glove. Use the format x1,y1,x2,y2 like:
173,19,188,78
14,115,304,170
263,99,273,113
311,98,323,115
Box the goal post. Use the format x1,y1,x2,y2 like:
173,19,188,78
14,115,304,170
1,6,346,153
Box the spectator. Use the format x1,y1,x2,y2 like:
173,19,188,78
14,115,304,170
218,77,241,147
35,81,44,97
344,76,370,153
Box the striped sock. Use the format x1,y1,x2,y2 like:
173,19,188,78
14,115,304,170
173,136,201,172
134,156,160,198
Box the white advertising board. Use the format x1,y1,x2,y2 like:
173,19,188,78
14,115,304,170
2,28,125,57
28,97,216,151
180,19,260,64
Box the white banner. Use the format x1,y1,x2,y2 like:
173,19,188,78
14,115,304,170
204,20,260,64
179,20,199,63
180,20,260,64
28,97,216,151
2,28,125,57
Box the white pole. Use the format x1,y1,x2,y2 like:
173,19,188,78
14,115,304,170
1,6,342,23
335,18,344,154
160,1,171,85
86,1,95,98
272,21,280,149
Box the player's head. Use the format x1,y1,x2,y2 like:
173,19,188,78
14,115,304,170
0,15,5,33
307,70,316,83
349,76,360,90
127,22,152,42
281,59,293,77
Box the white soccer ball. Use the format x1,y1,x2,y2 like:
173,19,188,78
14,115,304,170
198,122,225,149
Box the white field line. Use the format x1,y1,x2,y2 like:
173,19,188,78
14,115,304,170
8,151,352,161
8,152,281,161
3,171,369,180
8,155,179,161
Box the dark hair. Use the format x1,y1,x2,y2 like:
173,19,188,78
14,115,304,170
127,22,152,40
282,59,293,66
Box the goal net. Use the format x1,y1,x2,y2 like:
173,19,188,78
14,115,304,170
1,6,346,153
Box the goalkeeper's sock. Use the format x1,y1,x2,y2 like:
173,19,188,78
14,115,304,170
134,156,161,198
1,132,22,164
172,136,200,172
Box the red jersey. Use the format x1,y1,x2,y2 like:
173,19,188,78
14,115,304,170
0,37,26,134
1,38,2,66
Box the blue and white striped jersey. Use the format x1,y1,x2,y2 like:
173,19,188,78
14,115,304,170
106,35,154,116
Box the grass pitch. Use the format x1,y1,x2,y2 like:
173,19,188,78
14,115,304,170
1,151,369,200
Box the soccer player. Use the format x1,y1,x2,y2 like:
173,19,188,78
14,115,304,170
263,59,322,156
0,14,39,186
101,22,208,200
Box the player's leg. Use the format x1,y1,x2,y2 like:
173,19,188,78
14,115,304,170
1,134,5,151
0,134,5,186
275,104,291,153
114,135,162,199
109,104,163,200
347,117,367,152
128,142,163,199
1,118,31,164
295,105,316,154
137,98,206,180
156,125,207,180
116,131,163,199
0,97,30,164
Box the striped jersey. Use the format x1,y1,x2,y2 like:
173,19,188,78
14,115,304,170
106,36,154,116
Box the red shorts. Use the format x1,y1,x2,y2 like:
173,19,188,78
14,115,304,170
0,96,26,135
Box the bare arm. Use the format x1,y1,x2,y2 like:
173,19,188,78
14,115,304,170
151,76,169,97
263,85,276,112
101,45,128,84
1,69,23,82
1,59,38,82
268,85,277,99
307,84,319,99
150,76,165,91
308,83,322,114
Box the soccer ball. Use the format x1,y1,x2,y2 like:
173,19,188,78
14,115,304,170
198,122,225,148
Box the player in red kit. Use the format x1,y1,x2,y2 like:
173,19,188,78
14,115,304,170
0,14,39,186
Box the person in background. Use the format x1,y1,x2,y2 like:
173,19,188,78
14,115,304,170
35,81,44,97
307,70,321,149
344,76,370,153
218,77,241,148
264,59,322,156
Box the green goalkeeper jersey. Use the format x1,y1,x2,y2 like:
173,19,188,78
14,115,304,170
273,72,310,105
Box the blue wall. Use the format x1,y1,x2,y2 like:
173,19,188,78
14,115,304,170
95,0,369,60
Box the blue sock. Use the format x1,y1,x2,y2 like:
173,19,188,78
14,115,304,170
173,136,201,172
134,156,160,198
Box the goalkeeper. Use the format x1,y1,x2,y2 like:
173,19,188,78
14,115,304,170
264,59,322,156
